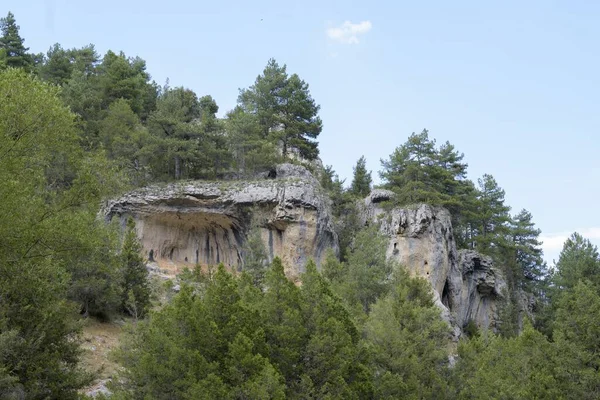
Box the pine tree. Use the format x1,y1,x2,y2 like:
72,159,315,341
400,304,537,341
350,155,372,197
380,129,441,204
38,43,72,85
148,85,202,179
239,58,322,160
553,281,600,399
553,232,600,290
226,106,280,177
366,268,451,399
96,50,157,120
196,95,232,178
535,232,600,338
224,333,286,399
337,225,393,315
0,12,32,71
509,209,546,289
260,258,307,393
451,321,563,399
474,174,511,255
121,217,151,319
299,261,373,398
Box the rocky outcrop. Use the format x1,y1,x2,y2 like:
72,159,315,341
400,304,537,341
103,164,338,280
453,250,506,331
361,190,506,337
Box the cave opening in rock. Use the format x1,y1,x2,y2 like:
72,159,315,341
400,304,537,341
148,249,154,262
442,279,451,309
169,248,174,260
267,168,277,179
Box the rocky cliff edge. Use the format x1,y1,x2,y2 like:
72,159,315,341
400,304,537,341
361,189,507,338
102,164,338,280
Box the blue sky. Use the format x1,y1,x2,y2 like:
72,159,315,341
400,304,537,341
5,0,600,263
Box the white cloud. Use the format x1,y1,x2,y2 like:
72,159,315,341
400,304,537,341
326,20,372,44
540,227,600,265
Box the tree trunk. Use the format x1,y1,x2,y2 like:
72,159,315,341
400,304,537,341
282,139,288,158
174,155,181,180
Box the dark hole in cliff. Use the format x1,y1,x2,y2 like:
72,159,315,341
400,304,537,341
393,243,397,249
267,168,277,179
424,260,428,265
184,257,188,262
169,248,174,260
442,280,450,309
371,195,389,204
473,257,481,270
148,249,154,262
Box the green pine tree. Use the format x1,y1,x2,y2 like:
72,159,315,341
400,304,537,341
365,268,451,399
299,261,373,399
0,12,32,71
336,225,393,315
474,174,511,255
451,321,563,399
260,258,307,392
239,58,322,160
509,209,547,290
121,217,151,319
350,155,372,197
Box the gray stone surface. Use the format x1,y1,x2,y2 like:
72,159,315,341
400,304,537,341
103,164,338,279
360,193,507,338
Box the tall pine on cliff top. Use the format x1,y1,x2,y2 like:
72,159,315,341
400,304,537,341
148,85,202,180
238,58,322,160
473,174,511,255
380,130,469,210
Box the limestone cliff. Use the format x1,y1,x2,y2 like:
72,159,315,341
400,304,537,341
103,164,338,280
361,190,506,337
104,166,511,337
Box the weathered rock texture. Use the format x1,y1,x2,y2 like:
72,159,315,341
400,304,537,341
453,250,507,330
103,164,338,280
361,190,506,337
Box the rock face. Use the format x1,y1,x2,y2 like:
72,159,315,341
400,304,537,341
361,190,506,337
103,164,338,279
453,250,507,331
